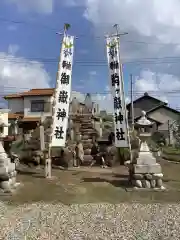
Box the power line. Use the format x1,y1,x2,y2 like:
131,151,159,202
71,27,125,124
0,88,180,95
3,16,180,46
2,56,180,66
0,17,57,31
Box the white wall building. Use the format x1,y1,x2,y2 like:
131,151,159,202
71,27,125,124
5,88,54,120
4,88,100,132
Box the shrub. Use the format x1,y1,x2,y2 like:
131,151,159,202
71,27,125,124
162,146,180,155
118,147,130,164
151,131,166,146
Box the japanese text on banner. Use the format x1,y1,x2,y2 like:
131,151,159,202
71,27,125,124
51,35,74,147
106,36,128,147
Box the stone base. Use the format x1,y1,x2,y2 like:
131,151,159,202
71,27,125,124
130,172,164,189
133,163,162,174
126,186,166,192
0,179,20,193
45,176,57,181
136,153,157,165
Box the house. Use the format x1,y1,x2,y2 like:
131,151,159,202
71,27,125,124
126,92,180,138
4,88,99,132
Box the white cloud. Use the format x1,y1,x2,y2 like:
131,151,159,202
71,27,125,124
8,45,19,55
134,70,180,107
67,0,180,109
69,1,180,70
0,51,51,96
82,0,180,44
89,70,97,76
7,0,53,14
65,0,84,7
135,70,180,92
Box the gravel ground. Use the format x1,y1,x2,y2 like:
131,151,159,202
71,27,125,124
0,202,180,240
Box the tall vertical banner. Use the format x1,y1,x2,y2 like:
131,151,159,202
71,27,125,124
51,35,74,147
106,36,129,147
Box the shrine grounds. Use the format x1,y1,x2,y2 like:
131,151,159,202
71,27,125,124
1,158,180,205
1,159,180,239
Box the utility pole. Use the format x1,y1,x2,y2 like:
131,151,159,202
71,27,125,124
113,24,132,164
130,74,134,131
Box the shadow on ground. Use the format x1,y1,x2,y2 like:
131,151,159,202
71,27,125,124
0,160,180,206
82,176,130,189
17,168,45,179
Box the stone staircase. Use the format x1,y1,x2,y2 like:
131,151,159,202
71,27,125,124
75,115,98,166
21,115,100,166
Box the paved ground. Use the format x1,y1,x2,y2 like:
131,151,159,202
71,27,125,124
0,202,180,239
0,159,180,239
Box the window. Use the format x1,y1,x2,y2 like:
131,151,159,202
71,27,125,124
31,100,45,112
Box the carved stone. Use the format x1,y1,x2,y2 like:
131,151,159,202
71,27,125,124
0,112,20,192
131,111,164,190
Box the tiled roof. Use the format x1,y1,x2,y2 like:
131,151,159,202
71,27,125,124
4,88,95,107
126,92,166,107
20,117,41,122
8,113,40,122
4,88,54,99
8,113,24,119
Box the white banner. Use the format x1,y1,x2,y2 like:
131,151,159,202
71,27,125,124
106,36,128,147
51,35,74,147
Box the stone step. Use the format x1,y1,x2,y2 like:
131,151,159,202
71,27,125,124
83,143,93,150
80,126,94,129
81,155,93,166
81,139,92,144
80,129,96,133
80,120,92,123
81,125,93,128
81,135,90,140
84,149,91,155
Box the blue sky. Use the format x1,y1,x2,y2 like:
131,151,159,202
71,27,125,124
0,0,180,110
0,1,116,93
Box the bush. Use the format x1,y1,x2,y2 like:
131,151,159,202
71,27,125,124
162,154,180,162
102,115,113,122
161,146,180,162
118,148,130,164
163,146,180,155
151,131,166,146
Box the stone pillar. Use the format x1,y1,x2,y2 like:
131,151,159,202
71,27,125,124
70,129,74,141
45,158,52,178
99,118,103,138
14,117,20,136
44,150,52,178
40,125,45,151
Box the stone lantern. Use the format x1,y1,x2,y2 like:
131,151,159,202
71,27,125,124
0,113,20,192
130,111,164,189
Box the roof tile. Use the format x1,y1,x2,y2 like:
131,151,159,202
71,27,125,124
4,88,55,99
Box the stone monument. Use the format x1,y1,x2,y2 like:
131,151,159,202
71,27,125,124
130,111,164,189
0,112,20,192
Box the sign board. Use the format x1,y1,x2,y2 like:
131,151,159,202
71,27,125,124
51,35,74,147
106,36,129,147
